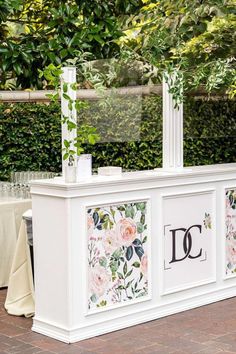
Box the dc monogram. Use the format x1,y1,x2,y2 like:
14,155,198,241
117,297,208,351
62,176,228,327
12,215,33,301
169,224,203,264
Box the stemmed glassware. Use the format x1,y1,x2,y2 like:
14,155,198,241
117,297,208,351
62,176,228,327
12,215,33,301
0,171,56,201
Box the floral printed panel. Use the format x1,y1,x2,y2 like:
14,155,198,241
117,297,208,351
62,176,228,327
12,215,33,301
226,189,236,275
87,201,149,311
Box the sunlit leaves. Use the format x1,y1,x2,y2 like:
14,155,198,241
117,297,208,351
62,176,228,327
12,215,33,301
1,0,143,88
120,0,236,101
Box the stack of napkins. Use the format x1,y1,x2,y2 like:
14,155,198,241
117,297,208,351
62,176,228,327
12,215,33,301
97,166,122,176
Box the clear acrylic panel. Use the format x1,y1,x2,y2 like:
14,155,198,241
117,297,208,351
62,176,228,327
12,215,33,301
77,59,163,171
78,59,143,142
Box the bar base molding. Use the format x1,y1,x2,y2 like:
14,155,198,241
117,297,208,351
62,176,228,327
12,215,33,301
32,285,236,343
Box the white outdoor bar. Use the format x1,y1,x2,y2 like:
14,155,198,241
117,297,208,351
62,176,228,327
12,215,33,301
31,164,236,343
30,67,236,343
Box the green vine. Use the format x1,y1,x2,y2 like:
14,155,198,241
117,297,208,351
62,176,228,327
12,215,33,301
40,64,100,165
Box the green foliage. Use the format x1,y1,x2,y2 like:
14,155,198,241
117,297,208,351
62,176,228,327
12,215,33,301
38,64,63,90
73,124,100,156
0,0,143,89
184,98,236,166
0,97,236,180
1,0,235,97
0,0,21,39
0,102,61,179
121,0,236,101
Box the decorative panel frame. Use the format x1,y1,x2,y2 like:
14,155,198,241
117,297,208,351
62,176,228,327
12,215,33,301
85,197,151,315
161,189,216,295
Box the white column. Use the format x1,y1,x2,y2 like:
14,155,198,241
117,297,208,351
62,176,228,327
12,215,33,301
61,67,77,178
162,75,183,171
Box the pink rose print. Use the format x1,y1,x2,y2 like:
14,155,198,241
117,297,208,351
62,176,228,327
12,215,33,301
87,215,94,234
89,265,110,297
140,254,148,276
116,218,137,246
227,239,236,266
226,207,234,218
226,198,231,210
103,230,120,254
88,202,148,310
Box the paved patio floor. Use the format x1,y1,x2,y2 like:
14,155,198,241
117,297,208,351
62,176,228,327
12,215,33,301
1,288,236,354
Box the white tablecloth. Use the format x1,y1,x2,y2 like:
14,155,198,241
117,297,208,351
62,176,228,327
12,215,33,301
5,219,34,317
0,199,31,287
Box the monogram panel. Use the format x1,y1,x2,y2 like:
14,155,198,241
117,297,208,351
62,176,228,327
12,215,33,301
87,200,149,312
162,190,215,294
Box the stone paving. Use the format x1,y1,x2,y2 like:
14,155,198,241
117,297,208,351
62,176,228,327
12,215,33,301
1,288,236,353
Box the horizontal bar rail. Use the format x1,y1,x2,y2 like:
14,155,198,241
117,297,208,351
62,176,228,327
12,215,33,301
0,85,229,103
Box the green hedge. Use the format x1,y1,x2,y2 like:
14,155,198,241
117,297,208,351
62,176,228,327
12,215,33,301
0,97,235,180
184,98,236,166
0,103,61,180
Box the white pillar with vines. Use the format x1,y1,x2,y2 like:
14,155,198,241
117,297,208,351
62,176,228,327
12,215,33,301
60,66,77,180
162,75,184,171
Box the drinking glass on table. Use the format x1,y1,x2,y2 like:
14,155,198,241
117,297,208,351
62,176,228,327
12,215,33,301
0,181,10,200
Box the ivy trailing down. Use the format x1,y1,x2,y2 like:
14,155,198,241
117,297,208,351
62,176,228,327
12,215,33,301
0,96,235,180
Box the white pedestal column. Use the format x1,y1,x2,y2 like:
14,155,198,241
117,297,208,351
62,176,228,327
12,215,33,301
162,75,183,171
61,67,77,179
